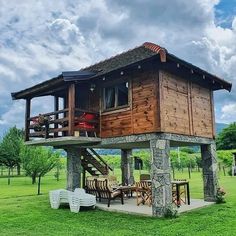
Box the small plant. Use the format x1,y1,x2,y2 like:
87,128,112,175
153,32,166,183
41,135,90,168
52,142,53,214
33,123,42,132
216,187,226,204
38,114,51,125
164,206,178,218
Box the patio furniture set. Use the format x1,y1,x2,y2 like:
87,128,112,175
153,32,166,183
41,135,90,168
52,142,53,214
49,175,190,213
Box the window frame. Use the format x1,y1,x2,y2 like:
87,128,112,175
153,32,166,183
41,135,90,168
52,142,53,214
102,80,131,112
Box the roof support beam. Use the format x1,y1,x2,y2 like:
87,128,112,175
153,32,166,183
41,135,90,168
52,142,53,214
25,98,31,141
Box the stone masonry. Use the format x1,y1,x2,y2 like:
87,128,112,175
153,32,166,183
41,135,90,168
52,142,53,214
121,149,134,186
201,143,219,201
150,139,172,217
66,147,82,191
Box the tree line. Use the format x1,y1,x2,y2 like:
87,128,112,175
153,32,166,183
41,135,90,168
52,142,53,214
0,127,61,194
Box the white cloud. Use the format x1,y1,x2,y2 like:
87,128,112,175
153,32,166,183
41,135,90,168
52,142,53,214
219,103,236,123
0,101,25,127
0,0,236,134
232,16,236,30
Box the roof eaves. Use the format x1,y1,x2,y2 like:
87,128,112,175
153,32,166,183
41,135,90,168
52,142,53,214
167,53,232,92
11,75,63,100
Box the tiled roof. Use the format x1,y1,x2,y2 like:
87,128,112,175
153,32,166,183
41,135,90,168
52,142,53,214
83,42,165,77
11,42,232,99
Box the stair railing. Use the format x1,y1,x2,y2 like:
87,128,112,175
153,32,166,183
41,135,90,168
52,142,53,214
88,148,113,172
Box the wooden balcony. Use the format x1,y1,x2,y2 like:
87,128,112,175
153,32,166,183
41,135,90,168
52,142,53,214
26,108,100,142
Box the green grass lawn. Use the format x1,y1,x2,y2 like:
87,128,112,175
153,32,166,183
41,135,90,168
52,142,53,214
0,170,236,236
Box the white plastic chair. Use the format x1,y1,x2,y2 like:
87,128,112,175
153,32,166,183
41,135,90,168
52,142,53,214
49,189,69,209
69,188,96,213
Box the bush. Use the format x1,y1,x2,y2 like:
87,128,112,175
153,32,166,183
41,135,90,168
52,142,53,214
216,187,226,204
164,206,178,218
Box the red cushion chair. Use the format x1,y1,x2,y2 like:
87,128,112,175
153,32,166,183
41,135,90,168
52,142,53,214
75,113,96,130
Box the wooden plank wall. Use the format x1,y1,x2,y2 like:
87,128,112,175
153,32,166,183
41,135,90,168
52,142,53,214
159,70,214,138
101,110,132,137
94,69,214,139
191,83,214,137
100,70,159,138
132,71,158,134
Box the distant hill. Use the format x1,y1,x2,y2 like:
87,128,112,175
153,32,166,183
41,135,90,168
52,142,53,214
216,122,228,134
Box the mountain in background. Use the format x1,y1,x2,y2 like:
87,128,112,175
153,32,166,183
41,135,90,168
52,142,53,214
216,122,228,134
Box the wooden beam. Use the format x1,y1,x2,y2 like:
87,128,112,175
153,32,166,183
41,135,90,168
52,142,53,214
25,98,31,141
210,91,216,139
154,67,160,130
12,77,64,100
187,81,194,135
68,84,75,136
29,109,68,120
54,96,59,137
158,70,163,132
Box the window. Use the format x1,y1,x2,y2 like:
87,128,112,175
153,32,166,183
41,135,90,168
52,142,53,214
104,82,129,110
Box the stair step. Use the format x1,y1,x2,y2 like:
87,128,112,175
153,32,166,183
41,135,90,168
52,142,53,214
82,148,112,176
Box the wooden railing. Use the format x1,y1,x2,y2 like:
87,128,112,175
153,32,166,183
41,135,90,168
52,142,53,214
26,108,99,140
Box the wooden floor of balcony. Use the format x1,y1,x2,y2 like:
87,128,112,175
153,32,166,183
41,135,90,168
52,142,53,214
25,136,102,147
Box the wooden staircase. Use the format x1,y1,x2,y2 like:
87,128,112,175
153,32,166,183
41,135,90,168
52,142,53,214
81,148,113,176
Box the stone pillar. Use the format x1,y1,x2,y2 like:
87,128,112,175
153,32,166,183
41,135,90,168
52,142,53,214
201,143,218,201
150,139,172,217
121,149,134,186
66,147,82,191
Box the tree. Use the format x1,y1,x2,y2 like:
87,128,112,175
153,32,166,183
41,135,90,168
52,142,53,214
216,122,236,150
20,146,60,194
0,127,24,184
54,158,63,181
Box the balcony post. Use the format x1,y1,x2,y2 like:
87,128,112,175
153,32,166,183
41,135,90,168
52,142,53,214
54,96,59,137
68,83,75,136
25,98,31,141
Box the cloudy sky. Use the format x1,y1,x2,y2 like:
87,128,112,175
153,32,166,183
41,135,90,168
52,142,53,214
0,0,236,135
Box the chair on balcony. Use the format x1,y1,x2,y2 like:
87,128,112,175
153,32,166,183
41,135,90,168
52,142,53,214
74,112,97,137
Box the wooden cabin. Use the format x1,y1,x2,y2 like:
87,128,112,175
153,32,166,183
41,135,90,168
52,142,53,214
11,42,232,217
11,42,231,143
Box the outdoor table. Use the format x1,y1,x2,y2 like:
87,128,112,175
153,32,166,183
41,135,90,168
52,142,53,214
171,180,190,207
142,180,152,184
113,185,136,198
